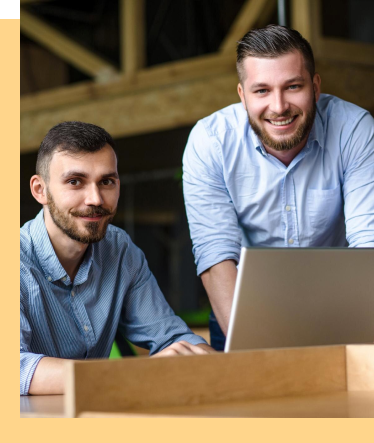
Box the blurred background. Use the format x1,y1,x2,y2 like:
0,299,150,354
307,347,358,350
20,0,374,328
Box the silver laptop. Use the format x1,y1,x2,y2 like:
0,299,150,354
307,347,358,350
225,248,374,352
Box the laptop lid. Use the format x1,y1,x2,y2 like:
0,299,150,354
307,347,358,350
225,248,374,352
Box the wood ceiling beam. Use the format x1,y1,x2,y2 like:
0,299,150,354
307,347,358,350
121,0,145,74
20,8,119,82
21,70,240,153
220,0,276,54
21,52,236,113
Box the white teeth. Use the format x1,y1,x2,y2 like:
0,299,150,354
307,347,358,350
269,117,295,126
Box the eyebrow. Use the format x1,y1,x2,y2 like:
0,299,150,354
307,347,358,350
61,170,119,180
250,76,306,91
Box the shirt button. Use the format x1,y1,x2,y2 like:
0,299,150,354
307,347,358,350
288,238,294,245
71,291,75,297
84,325,89,332
286,205,291,212
61,277,67,282
47,276,52,282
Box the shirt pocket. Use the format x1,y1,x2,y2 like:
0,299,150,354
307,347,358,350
307,185,343,230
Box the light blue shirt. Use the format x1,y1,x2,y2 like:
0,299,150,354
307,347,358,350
20,210,206,395
183,94,374,275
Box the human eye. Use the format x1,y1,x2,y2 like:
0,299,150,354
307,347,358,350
101,178,115,186
288,84,300,90
255,89,268,95
67,179,81,186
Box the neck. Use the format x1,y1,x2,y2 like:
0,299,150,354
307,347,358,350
263,138,307,167
43,207,88,282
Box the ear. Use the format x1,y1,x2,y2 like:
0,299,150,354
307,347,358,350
312,73,321,102
30,175,48,205
237,83,247,110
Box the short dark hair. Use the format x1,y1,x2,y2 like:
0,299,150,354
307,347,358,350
236,24,315,83
36,121,116,181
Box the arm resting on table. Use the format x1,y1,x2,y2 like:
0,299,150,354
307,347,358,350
28,357,70,395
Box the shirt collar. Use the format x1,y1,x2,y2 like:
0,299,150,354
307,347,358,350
248,126,268,156
30,209,93,285
308,109,324,150
249,110,325,155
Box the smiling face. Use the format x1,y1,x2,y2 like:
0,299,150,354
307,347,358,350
237,51,321,152
44,144,120,244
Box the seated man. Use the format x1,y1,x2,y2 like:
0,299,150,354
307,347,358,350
21,121,212,396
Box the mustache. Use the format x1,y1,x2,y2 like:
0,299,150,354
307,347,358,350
262,110,302,120
70,206,113,217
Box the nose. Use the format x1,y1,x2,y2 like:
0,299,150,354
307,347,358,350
269,90,290,116
85,184,104,207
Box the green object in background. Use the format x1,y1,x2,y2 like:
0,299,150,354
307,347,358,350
178,307,211,327
109,341,122,359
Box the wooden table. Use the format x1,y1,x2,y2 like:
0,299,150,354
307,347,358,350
21,344,374,418
21,391,374,418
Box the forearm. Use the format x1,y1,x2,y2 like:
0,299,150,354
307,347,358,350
201,260,238,336
28,356,69,395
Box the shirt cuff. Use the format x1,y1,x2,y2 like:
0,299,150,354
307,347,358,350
196,251,240,276
20,352,45,396
175,333,208,347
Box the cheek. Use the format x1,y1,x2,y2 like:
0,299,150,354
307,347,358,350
58,191,83,209
104,189,120,207
247,101,265,119
292,91,315,112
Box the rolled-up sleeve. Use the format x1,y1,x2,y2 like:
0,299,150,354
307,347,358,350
183,121,242,275
343,112,374,247
20,298,45,395
118,238,207,355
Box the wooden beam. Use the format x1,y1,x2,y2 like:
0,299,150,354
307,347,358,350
291,0,314,43
21,52,236,113
20,8,119,82
21,70,239,153
256,0,277,28
220,0,275,53
121,0,145,74
316,37,374,67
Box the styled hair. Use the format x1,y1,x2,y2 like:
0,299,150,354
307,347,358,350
36,121,116,181
236,24,315,83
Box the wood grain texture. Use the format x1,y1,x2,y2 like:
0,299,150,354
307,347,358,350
20,8,118,81
65,345,347,417
21,71,239,153
78,391,374,418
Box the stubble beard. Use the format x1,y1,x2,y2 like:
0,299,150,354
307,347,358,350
46,190,116,244
248,99,317,152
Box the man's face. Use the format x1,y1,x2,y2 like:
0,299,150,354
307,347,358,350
45,144,120,244
237,51,321,151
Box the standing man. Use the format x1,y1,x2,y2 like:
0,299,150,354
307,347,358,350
21,121,213,396
183,25,374,350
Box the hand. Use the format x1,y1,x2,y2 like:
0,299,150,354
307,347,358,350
152,341,215,358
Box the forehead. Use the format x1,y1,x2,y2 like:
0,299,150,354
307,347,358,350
242,51,308,85
49,144,117,177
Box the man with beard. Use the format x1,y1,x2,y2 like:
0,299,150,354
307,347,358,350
21,121,213,396
183,25,374,350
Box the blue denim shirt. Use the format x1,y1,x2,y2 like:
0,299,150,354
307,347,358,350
183,94,374,275
20,210,206,395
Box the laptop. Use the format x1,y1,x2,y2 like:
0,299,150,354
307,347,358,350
224,248,374,352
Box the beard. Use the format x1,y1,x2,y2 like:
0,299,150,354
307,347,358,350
248,99,317,152
46,190,116,244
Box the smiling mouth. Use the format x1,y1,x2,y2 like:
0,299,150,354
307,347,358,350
266,115,298,126
79,214,104,221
